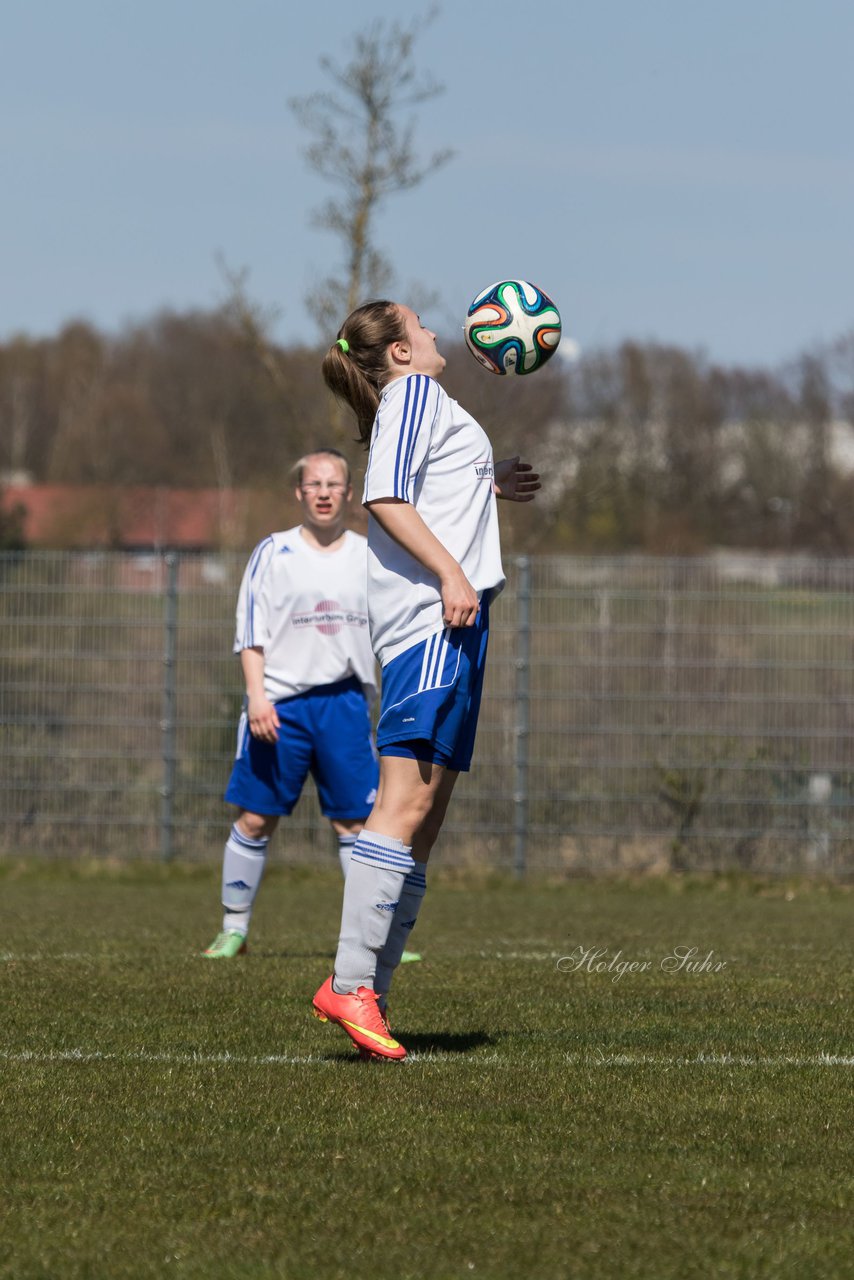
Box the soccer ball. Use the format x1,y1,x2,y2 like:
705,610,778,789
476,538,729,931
463,279,561,376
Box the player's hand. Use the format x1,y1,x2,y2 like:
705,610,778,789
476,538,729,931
439,566,480,628
493,456,541,502
247,695,280,743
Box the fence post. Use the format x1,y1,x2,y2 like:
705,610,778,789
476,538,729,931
513,555,532,878
161,552,179,862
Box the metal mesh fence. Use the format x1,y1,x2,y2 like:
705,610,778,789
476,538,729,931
2,551,853,875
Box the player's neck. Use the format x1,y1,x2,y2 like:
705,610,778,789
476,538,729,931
384,367,441,385
299,523,347,552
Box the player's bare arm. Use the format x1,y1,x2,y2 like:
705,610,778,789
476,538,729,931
240,647,281,743
367,497,480,628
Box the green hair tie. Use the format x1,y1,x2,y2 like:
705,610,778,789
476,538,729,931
336,338,350,354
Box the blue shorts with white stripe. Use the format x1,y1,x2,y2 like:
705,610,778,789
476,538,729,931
376,592,491,772
225,676,378,818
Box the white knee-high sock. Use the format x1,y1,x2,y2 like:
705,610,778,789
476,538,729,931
337,832,357,879
332,831,414,994
374,863,428,1003
221,824,269,936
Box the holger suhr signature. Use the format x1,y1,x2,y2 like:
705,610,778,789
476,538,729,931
557,945,728,982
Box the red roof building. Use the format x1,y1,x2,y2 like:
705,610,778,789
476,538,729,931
0,484,300,551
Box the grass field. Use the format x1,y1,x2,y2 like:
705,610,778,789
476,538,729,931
2,862,852,1280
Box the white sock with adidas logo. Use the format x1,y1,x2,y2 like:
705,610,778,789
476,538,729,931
332,830,414,994
221,824,269,936
374,863,428,1003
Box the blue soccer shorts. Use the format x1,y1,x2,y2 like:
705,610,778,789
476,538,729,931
225,676,379,819
376,592,491,773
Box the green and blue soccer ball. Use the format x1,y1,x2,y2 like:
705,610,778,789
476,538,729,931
463,279,561,375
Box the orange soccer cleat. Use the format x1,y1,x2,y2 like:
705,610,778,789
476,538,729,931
312,976,406,1061
358,1000,393,1062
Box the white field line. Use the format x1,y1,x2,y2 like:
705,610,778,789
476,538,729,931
0,1048,852,1068
2,951,567,963
0,1048,346,1067
0,953,114,962
571,1052,854,1067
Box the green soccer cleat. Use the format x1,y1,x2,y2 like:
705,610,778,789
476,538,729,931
400,950,422,964
202,930,248,959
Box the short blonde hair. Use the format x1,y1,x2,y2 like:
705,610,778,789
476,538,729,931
291,448,351,487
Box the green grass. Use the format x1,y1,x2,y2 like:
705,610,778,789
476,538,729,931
2,863,852,1279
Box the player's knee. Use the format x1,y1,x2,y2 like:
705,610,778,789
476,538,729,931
415,808,445,852
331,818,364,838
382,793,436,843
236,811,278,841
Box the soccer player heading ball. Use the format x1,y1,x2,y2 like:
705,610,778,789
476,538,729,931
313,301,541,1060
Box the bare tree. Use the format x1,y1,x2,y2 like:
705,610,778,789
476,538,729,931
215,254,289,398
291,9,453,337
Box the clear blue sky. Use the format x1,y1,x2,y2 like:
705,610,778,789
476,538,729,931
2,0,853,367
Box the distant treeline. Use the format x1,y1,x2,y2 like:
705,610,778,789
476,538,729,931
2,306,854,553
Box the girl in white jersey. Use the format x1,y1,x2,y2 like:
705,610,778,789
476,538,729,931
311,301,539,1060
202,449,381,959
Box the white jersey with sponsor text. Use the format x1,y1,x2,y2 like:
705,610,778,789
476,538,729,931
362,374,505,666
233,527,377,703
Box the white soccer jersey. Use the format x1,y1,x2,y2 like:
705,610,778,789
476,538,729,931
362,374,505,666
233,527,377,703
